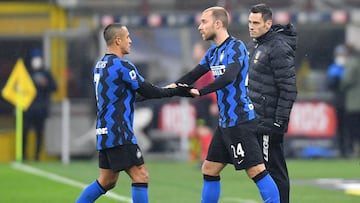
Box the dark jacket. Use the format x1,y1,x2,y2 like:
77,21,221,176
25,68,57,118
247,24,298,130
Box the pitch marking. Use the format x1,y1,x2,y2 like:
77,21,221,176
222,197,260,203
11,162,132,203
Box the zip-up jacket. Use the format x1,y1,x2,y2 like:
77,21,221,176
247,24,298,128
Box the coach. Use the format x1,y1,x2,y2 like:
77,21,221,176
247,4,298,203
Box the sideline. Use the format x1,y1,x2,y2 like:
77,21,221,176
222,197,259,203
11,162,132,203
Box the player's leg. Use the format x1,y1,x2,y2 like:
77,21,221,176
262,133,289,203
246,163,279,203
126,164,149,203
76,168,118,203
76,147,121,203
201,160,226,203
227,121,279,203
201,128,227,203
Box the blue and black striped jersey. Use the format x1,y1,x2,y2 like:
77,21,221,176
93,54,144,150
199,37,256,128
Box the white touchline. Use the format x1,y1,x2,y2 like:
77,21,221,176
11,162,132,203
222,197,259,203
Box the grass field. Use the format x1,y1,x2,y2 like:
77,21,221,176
0,158,359,203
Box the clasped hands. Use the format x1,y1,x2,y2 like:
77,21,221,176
165,83,199,97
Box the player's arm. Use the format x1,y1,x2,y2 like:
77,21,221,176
198,63,241,96
175,64,209,85
271,43,297,122
137,80,191,99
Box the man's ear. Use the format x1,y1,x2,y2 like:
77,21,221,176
265,19,273,30
215,19,222,29
115,37,121,45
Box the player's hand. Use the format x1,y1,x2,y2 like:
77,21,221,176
175,84,194,97
164,83,177,88
189,88,200,97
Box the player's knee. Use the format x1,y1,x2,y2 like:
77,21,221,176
99,179,117,190
246,163,266,179
132,169,149,183
201,161,223,176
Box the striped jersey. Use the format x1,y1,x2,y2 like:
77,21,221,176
199,37,256,128
93,54,144,150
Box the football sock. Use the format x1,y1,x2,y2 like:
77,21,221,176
132,183,149,203
76,180,106,203
253,170,280,203
201,174,221,203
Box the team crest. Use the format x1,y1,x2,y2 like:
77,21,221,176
219,50,225,62
254,50,262,64
136,148,142,159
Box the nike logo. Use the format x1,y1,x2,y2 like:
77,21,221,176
237,160,244,164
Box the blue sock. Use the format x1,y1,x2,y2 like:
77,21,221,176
253,171,280,203
76,180,106,203
201,175,221,203
132,183,149,203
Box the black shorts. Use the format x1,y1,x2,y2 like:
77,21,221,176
206,119,264,170
99,144,145,172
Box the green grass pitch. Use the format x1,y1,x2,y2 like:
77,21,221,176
0,159,359,203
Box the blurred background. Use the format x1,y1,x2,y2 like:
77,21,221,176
1,0,360,163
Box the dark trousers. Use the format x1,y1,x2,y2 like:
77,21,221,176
336,108,352,157
258,133,289,203
23,115,46,161
346,112,360,156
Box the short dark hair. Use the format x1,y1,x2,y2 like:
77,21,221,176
250,3,272,22
103,23,124,46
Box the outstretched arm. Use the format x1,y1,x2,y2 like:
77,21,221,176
137,80,192,100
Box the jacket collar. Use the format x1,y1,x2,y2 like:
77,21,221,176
253,29,274,44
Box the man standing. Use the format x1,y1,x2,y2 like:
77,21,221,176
171,6,280,203
23,49,57,161
327,45,349,157
248,4,298,203
341,46,360,157
76,23,191,203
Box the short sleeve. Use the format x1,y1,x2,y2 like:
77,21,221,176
119,60,145,90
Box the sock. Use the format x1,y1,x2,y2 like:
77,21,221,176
76,180,106,203
253,170,280,203
132,183,149,203
201,175,221,203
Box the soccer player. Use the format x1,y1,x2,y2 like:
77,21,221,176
76,23,191,203
169,6,280,203
247,4,298,203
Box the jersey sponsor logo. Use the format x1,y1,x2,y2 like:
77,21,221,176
263,135,269,162
211,65,226,76
96,127,108,135
95,61,107,69
129,70,137,80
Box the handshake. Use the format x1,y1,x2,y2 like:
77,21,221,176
165,83,199,97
